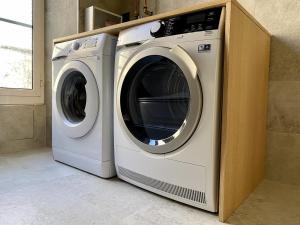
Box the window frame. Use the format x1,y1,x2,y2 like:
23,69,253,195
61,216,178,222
0,0,44,105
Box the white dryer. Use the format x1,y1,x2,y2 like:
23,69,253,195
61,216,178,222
114,8,224,211
52,34,116,178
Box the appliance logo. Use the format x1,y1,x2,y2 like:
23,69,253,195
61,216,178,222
198,44,211,53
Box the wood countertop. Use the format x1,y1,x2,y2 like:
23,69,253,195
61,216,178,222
53,0,269,44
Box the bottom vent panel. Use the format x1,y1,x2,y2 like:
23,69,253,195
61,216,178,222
118,166,206,204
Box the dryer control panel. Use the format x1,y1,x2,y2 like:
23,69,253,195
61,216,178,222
150,7,222,38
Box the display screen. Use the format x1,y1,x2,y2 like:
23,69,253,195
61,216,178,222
186,13,206,24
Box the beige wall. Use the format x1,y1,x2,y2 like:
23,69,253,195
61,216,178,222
0,105,46,153
255,0,300,187
157,0,300,187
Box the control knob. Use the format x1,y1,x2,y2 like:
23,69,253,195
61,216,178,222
150,20,165,37
71,41,80,50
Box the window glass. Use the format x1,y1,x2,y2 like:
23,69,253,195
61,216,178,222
0,0,32,25
0,0,32,89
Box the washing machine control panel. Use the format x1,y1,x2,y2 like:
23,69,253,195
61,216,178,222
150,7,222,38
81,38,98,49
70,39,99,53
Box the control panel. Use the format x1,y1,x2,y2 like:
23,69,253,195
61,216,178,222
150,7,222,38
71,38,98,51
52,34,117,61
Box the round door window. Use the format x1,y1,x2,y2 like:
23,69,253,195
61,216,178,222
120,55,190,146
61,71,87,123
54,60,99,139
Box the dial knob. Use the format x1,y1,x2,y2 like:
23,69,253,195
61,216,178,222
150,21,165,37
72,41,80,50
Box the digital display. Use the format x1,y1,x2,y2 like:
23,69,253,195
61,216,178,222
186,13,206,24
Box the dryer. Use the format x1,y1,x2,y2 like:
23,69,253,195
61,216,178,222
52,34,116,178
114,8,224,211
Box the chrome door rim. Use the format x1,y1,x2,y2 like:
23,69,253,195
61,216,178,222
54,60,99,138
116,44,202,154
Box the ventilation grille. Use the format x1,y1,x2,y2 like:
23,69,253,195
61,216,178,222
118,166,206,204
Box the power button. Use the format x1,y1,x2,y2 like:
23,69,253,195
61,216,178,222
72,42,80,50
198,44,211,52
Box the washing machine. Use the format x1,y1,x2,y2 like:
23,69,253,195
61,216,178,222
114,7,225,211
52,33,116,178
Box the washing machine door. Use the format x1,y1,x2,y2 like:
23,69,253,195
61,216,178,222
117,44,202,154
54,60,99,138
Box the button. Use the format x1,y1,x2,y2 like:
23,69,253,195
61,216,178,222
204,44,211,50
150,21,164,35
197,24,203,30
71,42,80,50
198,45,205,51
198,44,211,52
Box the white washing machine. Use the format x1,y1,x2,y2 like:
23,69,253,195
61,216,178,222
114,7,224,211
52,33,116,178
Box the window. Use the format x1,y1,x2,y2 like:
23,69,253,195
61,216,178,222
0,0,44,104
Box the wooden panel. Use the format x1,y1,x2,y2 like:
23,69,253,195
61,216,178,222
219,2,271,222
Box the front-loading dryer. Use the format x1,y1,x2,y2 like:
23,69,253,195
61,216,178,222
114,7,224,211
52,33,116,178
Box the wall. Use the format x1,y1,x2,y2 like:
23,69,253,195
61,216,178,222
256,0,300,187
156,0,300,187
0,105,46,153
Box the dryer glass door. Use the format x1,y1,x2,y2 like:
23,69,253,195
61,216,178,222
117,45,202,154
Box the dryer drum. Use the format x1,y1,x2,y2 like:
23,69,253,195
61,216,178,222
121,55,191,150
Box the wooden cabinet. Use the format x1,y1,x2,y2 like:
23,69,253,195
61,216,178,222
54,0,270,222
220,1,270,221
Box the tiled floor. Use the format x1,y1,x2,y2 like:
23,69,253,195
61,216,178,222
0,148,299,225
